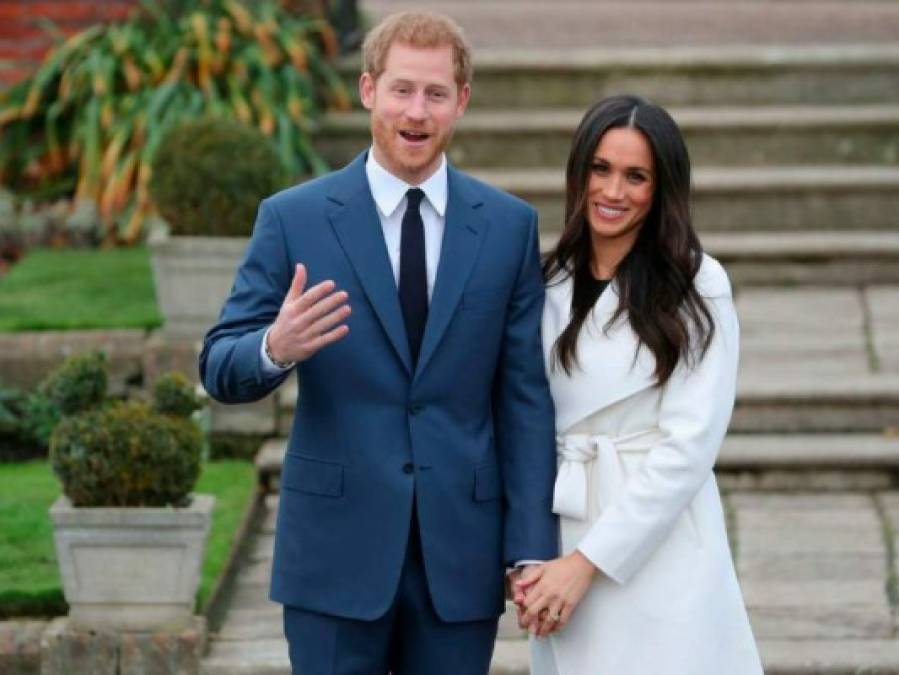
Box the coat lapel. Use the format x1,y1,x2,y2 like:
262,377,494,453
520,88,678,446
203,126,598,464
414,168,487,379
543,274,657,433
327,154,413,375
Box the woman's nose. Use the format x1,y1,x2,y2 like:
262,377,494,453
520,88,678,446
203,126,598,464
602,174,624,200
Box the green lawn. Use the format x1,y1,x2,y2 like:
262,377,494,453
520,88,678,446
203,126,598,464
0,247,162,331
0,460,257,618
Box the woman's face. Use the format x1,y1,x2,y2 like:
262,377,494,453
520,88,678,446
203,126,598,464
585,127,655,250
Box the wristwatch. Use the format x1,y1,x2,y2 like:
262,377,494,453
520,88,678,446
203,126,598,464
264,330,295,370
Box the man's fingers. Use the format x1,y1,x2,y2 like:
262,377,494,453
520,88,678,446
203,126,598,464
305,325,350,353
514,566,543,590
287,264,307,301
295,279,337,310
512,586,526,605
303,304,352,339
299,290,349,327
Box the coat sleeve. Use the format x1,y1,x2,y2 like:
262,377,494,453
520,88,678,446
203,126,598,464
198,198,293,403
576,270,739,584
493,208,560,565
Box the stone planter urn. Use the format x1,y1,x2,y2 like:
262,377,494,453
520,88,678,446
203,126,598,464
149,233,248,339
49,494,215,631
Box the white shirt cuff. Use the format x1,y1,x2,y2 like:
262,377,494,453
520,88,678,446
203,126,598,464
260,327,294,375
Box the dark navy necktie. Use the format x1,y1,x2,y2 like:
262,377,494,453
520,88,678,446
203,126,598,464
399,188,428,366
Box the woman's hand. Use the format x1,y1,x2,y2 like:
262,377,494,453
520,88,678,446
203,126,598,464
514,550,598,637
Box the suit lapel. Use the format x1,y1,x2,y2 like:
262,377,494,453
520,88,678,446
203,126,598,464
415,168,487,379
327,154,413,376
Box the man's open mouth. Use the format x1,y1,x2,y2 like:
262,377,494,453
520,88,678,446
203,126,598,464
399,130,430,142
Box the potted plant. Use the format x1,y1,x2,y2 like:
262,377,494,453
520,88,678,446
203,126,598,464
148,115,287,338
47,353,211,631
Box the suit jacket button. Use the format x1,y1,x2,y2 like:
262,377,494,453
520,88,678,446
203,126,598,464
409,403,423,415
402,462,414,474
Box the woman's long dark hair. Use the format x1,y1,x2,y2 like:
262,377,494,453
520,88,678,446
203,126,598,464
543,95,714,386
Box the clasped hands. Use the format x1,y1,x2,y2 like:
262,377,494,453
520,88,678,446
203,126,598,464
509,550,597,638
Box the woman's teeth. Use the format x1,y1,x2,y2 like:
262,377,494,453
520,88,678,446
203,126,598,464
596,204,626,218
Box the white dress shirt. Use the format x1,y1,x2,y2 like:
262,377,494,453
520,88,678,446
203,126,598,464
260,150,447,374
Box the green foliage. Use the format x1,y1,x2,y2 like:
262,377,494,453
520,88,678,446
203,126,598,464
0,0,351,243
50,400,203,507
153,371,204,416
0,387,23,436
0,385,57,461
150,116,285,236
33,352,205,507
19,392,60,453
38,351,107,415
0,460,68,619
0,246,161,332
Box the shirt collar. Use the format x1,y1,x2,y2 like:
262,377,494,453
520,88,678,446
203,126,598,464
365,149,448,219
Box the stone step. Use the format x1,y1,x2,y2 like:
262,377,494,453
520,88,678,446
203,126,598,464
720,433,899,469
733,375,899,433
470,166,899,232
364,1,899,50
699,231,899,286
339,45,899,107
319,105,899,168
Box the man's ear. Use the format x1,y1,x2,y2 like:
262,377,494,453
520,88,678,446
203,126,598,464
456,82,471,117
359,72,375,110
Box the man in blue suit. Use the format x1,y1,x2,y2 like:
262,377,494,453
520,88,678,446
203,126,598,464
200,10,557,674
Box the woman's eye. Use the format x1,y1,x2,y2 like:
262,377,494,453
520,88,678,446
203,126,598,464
591,163,608,174
628,172,646,183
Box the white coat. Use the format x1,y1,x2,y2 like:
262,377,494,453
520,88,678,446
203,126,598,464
530,254,762,675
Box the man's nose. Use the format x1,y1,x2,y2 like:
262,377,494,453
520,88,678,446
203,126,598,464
406,93,429,121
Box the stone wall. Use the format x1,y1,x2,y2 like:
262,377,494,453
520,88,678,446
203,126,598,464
0,0,138,87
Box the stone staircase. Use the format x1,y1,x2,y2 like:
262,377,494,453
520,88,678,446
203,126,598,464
200,2,899,673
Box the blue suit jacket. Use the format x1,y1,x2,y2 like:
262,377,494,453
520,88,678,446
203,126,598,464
200,152,558,622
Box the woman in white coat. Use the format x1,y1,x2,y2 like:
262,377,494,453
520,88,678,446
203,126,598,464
515,95,763,675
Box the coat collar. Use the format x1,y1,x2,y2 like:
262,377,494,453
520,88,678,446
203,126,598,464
543,273,658,433
326,152,487,379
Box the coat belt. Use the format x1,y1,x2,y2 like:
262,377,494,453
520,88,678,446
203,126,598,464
552,428,664,521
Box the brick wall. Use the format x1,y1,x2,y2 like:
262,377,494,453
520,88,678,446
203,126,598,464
0,0,139,86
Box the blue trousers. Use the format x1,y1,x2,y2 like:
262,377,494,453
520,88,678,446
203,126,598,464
283,508,500,674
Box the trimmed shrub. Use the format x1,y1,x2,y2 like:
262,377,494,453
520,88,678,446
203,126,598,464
150,116,286,237
38,351,107,415
153,372,204,417
40,352,206,507
50,400,203,507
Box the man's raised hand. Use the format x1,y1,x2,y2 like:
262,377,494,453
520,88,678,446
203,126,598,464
266,264,351,364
